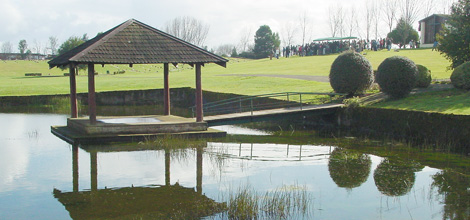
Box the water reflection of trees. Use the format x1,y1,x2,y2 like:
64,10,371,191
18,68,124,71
373,159,423,196
432,170,470,220
328,148,372,189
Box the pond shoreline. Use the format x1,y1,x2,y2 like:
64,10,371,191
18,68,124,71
1,88,469,154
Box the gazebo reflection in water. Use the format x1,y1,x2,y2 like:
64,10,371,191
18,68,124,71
53,143,223,219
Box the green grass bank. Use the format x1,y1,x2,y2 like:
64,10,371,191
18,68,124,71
0,49,451,97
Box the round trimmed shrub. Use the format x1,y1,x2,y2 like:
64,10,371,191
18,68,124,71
376,56,418,98
450,62,470,90
329,51,373,95
415,64,432,88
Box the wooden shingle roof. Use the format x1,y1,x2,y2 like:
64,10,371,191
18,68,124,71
48,19,228,68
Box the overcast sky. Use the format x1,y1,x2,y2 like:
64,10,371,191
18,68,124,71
0,0,453,53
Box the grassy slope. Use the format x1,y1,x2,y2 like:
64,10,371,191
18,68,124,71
0,49,452,97
371,88,470,115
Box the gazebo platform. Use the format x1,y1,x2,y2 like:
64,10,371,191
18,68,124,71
51,115,226,144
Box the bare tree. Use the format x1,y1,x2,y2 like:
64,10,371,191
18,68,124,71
238,27,252,53
438,0,456,14
164,16,210,47
400,0,421,25
1,42,13,53
346,7,359,37
382,0,399,34
33,39,42,54
298,11,311,45
281,21,296,47
49,36,58,55
365,0,374,40
372,1,381,39
328,4,345,37
215,44,234,56
423,0,436,17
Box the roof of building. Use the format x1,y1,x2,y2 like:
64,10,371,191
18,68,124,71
48,19,227,68
419,14,450,23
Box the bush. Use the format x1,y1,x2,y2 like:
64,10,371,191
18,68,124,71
450,62,470,90
415,64,432,88
376,56,418,98
329,51,373,96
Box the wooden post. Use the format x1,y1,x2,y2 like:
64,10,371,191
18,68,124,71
196,147,203,194
90,151,98,191
165,149,170,186
69,64,78,118
72,144,79,192
87,64,96,124
195,63,203,122
164,63,170,115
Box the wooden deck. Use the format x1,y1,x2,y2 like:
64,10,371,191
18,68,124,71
204,103,343,126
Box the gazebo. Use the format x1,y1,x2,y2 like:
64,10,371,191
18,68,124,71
49,19,228,141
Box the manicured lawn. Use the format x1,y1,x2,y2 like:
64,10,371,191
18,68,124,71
371,88,470,115
0,48,451,97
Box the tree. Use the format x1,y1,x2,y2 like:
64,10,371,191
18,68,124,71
231,47,238,57
164,16,209,47
365,0,375,40
298,11,311,45
387,17,419,47
382,0,399,34
33,39,42,54
346,7,360,37
238,27,253,53
438,0,470,69
423,0,436,17
253,25,276,59
1,42,12,54
215,44,234,57
400,0,421,25
58,36,86,71
372,0,381,39
281,21,296,47
18,40,28,60
328,4,345,37
49,36,58,55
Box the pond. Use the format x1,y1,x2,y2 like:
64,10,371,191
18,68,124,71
0,113,469,219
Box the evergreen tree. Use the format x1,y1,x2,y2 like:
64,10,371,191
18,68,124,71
387,18,419,48
230,47,238,57
253,25,275,59
437,0,470,69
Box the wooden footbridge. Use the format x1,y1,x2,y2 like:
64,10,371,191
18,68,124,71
191,92,346,126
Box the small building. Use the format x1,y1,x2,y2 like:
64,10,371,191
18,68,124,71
418,14,450,46
0,53,21,60
0,53,47,60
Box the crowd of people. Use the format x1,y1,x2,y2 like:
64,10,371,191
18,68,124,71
279,38,398,58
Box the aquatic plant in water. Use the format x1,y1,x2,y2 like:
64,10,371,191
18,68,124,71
218,183,313,219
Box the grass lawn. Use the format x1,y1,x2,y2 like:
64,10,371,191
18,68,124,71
370,88,470,115
0,48,451,97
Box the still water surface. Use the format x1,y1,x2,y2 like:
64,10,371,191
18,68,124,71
0,113,467,219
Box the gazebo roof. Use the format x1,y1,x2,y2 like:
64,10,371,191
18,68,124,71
48,19,228,68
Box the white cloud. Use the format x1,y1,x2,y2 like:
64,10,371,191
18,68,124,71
0,0,432,52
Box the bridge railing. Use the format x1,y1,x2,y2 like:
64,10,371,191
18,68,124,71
190,92,346,117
